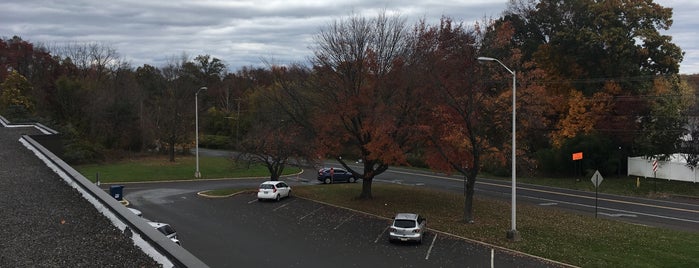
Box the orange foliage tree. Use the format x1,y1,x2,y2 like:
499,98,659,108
414,18,515,222
309,12,428,199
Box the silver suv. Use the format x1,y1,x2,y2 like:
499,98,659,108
388,213,427,243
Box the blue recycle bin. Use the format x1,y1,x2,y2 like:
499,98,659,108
110,185,124,201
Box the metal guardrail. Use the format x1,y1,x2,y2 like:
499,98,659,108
3,116,208,267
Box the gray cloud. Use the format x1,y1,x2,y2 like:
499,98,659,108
1,0,696,74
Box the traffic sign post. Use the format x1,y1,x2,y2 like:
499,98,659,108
572,152,583,180
590,170,603,218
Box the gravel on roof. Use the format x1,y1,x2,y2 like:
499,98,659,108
0,126,160,267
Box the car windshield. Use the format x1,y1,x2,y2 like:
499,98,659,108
393,219,416,228
260,184,274,189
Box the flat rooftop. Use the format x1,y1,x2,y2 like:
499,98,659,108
0,126,159,267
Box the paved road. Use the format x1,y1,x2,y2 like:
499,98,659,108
198,148,699,233
367,166,699,233
120,178,567,267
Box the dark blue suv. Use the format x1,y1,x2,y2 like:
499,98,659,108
317,167,356,184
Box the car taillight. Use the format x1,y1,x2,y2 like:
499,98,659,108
413,229,421,233
273,188,277,193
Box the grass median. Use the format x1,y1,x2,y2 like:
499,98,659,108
290,183,698,268
76,156,301,183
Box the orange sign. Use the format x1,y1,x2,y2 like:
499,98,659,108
572,152,583,161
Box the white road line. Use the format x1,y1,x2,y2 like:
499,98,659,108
388,169,699,224
527,195,699,224
598,212,638,218
425,234,438,260
299,207,323,221
247,199,257,204
539,202,558,206
334,215,354,230
386,169,699,211
374,226,389,243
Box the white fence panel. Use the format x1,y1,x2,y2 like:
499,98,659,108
627,156,697,183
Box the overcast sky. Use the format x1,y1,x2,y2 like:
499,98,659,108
1,0,697,74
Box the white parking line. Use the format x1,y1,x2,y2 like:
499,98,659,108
333,215,354,230
273,200,296,211
425,234,438,260
374,226,389,243
248,199,257,204
299,207,323,221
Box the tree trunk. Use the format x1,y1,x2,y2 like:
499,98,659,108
359,177,373,199
168,141,175,162
463,174,476,223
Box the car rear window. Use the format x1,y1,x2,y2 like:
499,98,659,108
393,219,416,228
260,184,274,189
157,225,176,236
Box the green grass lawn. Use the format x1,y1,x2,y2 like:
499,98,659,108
292,183,699,268
76,156,301,183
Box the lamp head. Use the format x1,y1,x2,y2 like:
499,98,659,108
477,57,496,62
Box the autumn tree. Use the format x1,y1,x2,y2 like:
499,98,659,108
635,76,695,160
0,70,34,119
151,55,204,161
90,65,143,151
0,70,34,110
310,12,425,199
207,67,275,139
135,64,167,151
237,65,314,180
407,17,518,222
551,88,614,147
497,0,685,172
0,37,63,122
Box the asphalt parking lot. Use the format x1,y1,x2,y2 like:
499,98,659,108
150,189,567,267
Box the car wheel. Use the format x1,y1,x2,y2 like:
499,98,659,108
287,190,291,198
324,178,331,184
348,177,355,183
275,194,280,201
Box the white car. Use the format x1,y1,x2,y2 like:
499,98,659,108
148,221,181,245
257,181,291,201
388,213,427,244
128,207,143,217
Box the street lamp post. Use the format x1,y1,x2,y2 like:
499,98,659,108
195,86,207,179
477,56,520,241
